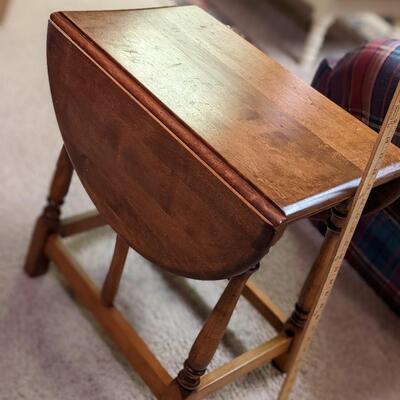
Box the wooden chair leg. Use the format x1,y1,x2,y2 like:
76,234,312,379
162,265,258,399
101,235,129,307
274,202,349,399
24,146,73,277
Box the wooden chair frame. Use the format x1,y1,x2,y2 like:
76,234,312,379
24,147,350,400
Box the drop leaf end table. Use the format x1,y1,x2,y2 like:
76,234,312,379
24,6,400,400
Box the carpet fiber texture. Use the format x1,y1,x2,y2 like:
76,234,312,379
1,1,400,399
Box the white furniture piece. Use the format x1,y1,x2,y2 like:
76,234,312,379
301,0,400,66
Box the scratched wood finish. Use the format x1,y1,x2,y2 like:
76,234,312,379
47,22,276,280
58,6,400,221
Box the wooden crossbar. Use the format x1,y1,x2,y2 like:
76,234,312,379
243,281,286,331
58,210,288,334
44,235,172,398
60,210,106,237
189,333,291,399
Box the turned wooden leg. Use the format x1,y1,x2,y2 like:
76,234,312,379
101,235,129,307
162,265,258,399
24,146,73,277
274,202,350,400
274,202,349,374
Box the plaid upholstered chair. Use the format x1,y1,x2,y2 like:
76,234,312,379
312,38,400,314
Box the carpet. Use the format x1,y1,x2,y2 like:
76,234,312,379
1,1,400,399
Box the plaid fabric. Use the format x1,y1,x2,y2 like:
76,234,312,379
312,39,400,314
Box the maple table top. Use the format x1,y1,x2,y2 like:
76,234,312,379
51,6,400,223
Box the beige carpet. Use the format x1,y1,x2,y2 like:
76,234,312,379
1,1,400,399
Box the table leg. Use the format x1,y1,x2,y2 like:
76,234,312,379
162,265,258,399
101,235,129,307
24,146,73,276
274,202,349,399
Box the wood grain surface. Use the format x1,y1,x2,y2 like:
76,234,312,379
57,6,400,221
47,22,276,280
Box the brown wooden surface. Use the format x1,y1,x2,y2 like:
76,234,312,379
45,235,172,398
56,6,400,222
47,21,276,280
